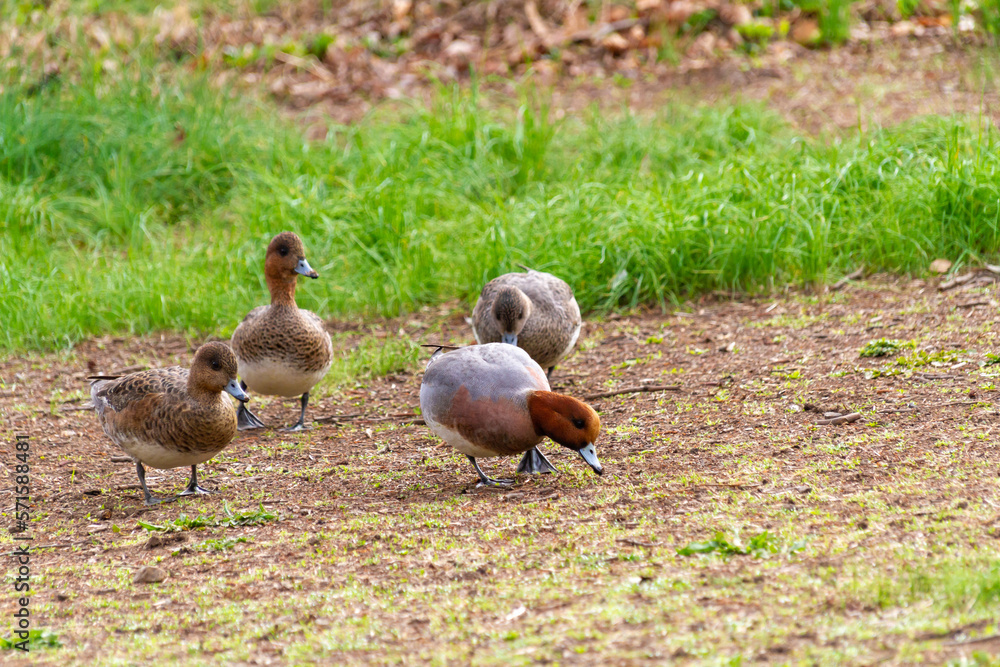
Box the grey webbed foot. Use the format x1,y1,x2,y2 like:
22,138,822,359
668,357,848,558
136,461,177,505
280,391,311,432
467,456,514,487
178,465,213,496
236,382,266,430
515,448,559,475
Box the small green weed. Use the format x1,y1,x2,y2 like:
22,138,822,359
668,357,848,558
193,536,250,552
0,629,61,650
676,531,804,558
859,338,914,358
138,503,278,532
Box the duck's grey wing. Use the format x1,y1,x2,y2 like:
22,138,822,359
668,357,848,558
422,344,548,407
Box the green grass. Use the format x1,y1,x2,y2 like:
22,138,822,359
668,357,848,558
136,503,278,532
6,53,1000,354
863,557,1000,612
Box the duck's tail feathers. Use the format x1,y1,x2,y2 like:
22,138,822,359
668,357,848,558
87,375,122,381
516,263,533,272
420,343,461,364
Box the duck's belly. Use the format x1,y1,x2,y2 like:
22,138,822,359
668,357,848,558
239,359,329,397
115,438,222,470
426,419,503,458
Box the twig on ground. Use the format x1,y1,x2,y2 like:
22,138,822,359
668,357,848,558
316,412,425,426
832,268,864,291
5,543,75,555
314,412,364,424
957,300,989,308
943,634,1000,647
584,385,681,400
939,272,986,290
616,538,658,548
816,412,862,425
59,404,95,413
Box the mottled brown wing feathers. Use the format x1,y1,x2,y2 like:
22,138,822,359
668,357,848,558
94,368,188,413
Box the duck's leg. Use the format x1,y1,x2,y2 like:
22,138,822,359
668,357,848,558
515,448,559,475
178,465,213,496
135,461,175,506
281,392,311,432
237,381,266,430
546,366,555,380
467,455,513,487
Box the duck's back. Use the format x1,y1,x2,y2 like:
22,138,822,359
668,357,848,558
420,344,549,456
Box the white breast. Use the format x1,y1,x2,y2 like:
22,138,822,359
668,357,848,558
113,437,220,470
239,359,329,398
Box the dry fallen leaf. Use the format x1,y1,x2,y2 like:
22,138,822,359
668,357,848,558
929,259,952,274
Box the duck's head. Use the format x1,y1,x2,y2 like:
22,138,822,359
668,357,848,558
527,391,602,475
265,232,318,299
493,286,532,346
190,342,247,401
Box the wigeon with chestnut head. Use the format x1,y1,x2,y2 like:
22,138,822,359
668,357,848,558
420,343,602,486
231,231,333,431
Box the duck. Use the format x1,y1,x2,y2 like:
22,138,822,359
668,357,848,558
231,231,333,431
89,342,247,505
419,343,602,486
471,267,582,379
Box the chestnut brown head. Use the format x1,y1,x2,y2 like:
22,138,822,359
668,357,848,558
527,391,602,475
189,342,246,400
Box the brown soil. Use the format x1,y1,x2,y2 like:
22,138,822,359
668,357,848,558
4,277,1000,663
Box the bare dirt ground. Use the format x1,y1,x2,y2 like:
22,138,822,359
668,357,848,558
3,277,1000,664
10,1,1000,134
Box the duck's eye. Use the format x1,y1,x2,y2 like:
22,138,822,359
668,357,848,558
572,418,585,429
211,361,220,370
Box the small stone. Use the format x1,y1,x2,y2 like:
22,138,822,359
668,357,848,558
823,412,843,419
929,258,952,274
307,536,322,546
891,20,916,37
391,0,411,21
443,39,478,68
796,485,812,494
791,19,821,46
686,31,716,59
601,32,629,54
133,566,167,584
145,533,186,550
665,0,697,24
718,3,752,26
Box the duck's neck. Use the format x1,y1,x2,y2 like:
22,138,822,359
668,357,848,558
186,379,220,404
267,276,298,308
